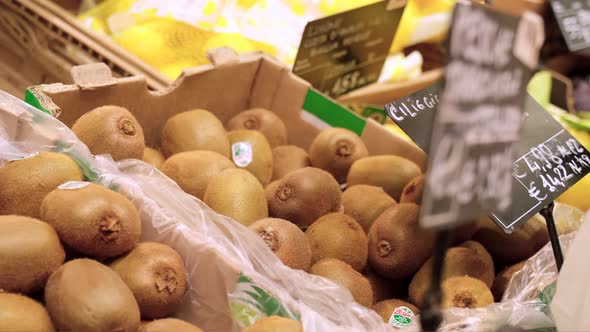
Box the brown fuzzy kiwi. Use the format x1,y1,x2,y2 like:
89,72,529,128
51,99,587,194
441,276,494,309
308,128,369,183
161,109,230,158
373,299,420,324
268,167,341,227
139,318,203,332
0,216,65,294
309,258,373,307
271,145,311,181
365,268,409,304
203,168,268,226
342,184,396,232
347,155,422,201
472,216,549,265
458,240,495,276
110,242,187,319
305,213,368,272
161,150,235,200
72,105,145,161
0,293,55,332
242,316,303,332
409,246,495,308
45,259,140,332
226,108,288,148
249,218,312,270
143,147,165,169
453,222,479,244
40,182,141,260
400,174,424,203
0,152,83,218
492,261,526,301
265,180,280,202
228,130,273,186
368,203,435,279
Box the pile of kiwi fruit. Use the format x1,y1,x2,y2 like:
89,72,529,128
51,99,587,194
5,103,551,330
0,152,202,332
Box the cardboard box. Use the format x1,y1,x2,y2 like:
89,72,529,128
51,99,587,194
337,68,443,107
27,48,427,170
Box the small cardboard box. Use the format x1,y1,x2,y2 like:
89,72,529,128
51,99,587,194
27,48,427,169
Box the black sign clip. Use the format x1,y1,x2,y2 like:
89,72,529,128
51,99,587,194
539,201,564,271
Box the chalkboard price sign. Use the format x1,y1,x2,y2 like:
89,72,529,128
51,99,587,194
549,0,590,52
385,83,590,231
418,3,543,229
293,1,405,97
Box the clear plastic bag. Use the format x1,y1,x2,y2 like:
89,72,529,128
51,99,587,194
402,232,576,332
0,90,391,331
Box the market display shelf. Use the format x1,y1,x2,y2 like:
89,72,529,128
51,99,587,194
0,0,170,93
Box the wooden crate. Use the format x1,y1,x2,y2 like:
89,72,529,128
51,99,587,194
0,0,170,98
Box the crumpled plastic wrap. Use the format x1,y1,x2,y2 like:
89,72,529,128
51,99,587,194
403,232,577,332
0,90,392,331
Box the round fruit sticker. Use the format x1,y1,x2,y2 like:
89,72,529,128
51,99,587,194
58,181,90,190
388,306,415,329
232,142,253,167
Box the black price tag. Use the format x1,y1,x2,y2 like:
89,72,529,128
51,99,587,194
550,0,590,53
418,3,542,229
385,86,590,231
292,0,405,97
385,81,441,151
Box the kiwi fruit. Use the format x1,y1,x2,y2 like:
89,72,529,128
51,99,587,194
161,150,235,200
453,222,479,244
45,259,140,332
409,246,495,308
342,184,396,232
268,167,341,227
271,145,311,181
110,242,187,319
441,276,494,309
458,240,495,276
309,258,373,307
368,203,435,279
227,130,273,186
373,299,420,324
305,213,368,272
139,318,203,332
242,316,303,332
161,109,230,158
0,293,55,332
40,182,141,260
472,216,549,265
226,108,288,148
265,180,280,202
0,215,65,294
0,152,83,218
492,261,526,301
400,174,424,203
203,168,268,226
143,147,165,169
249,218,312,271
347,155,422,201
365,268,408,303
72,105,145,161
308,128,369,183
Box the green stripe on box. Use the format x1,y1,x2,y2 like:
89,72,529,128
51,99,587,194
303,88,366,136
24,89,51,115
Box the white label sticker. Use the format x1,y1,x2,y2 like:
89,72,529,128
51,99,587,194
232,142,253,167
58,181,90,190
388,306,415,329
